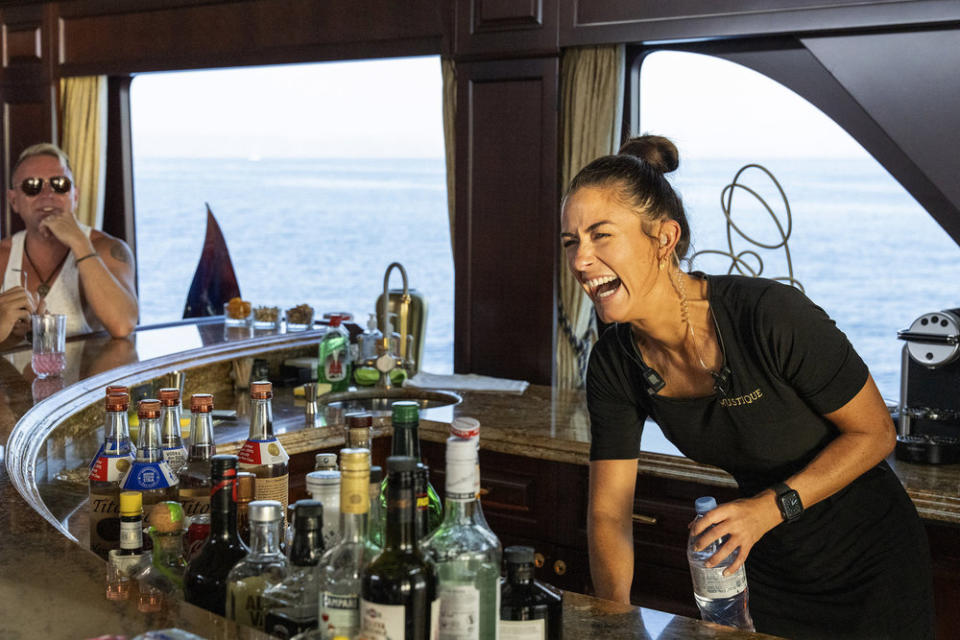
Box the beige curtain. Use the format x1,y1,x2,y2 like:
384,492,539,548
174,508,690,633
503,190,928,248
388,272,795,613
441,58,457,252
59,76,107,229
557,45,625,389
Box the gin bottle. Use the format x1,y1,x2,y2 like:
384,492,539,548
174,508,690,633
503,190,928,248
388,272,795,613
450,417,500,554
319,448,378,639
226,500,290,632
178,393,217,520
159,387,188,474
423,437,501,640
89,391,135,558
380,401,442,535
120,399,179,528
238,381,289,518
499,546,562,640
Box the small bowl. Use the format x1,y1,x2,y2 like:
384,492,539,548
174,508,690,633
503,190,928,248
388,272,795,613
223,301,252,326
253,305,281,330
285,305,315,331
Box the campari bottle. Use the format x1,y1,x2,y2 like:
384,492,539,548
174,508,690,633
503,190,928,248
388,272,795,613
120,399,179,529
238,381,290,519
89,391,135,558
178,393,217,520
158,387,188,474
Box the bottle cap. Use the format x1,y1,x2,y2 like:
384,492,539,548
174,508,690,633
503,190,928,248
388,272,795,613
369,465,383,483
386,455,416,474
105,384,129,397
445,436,477,462
504,545,535,565
346,412,373,429
451,417,480,439
158,387,181,406
306,470,341,494
292,499,324,530
105,392,129,412
314,452,338,470
190,393,214,413
209,454,238,479
138,399,161,419
250,380,273,399
249,500,284,523
119,491,142,516
391,401,419,424
695,496,718,515
340,448,371,471
236,472,256,501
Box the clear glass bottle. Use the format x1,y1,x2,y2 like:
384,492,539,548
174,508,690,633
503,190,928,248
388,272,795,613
423,437,501,640
450,417,500,555
178,393,216,520
89,385,131,470
121,399,179,529
361,455,438,640
89,391,135,559
305,469,341,549
264,500,326,638
137,500,189,606
499,546,563,640
317,314,352,393
159,387,188,474
184,454,249,616
380,401,442,536
319,448,378,640
238,380,289,519
236,471,257,547
226,500,290,632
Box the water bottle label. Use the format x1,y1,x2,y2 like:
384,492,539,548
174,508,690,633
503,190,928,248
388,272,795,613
691,564,748,599
437,584,480,639
320,592,359,637
360,599,404,640
500,619,546,640
90,453,133,483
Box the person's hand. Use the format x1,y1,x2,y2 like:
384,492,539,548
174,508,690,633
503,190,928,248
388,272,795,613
0,286,38,341
688,493,782,575
38,208,87,250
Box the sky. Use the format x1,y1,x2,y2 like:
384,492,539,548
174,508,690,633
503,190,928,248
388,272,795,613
131,51,866,160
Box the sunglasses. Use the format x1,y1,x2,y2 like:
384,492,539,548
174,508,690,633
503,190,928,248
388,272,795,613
19,176,72,196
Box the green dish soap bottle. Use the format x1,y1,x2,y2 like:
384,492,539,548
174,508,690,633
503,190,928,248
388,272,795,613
318,314,352,393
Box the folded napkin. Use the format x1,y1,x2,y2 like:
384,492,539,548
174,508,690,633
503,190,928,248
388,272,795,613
404,371,530,394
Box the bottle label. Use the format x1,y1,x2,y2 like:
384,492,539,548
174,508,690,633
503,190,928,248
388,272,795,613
237,438,289,466
320,592,359,637
252,473,289,516
322,347,348,382
444,458,476,500
341,477,370,515
227,576,270,629
437,584,480,639
120,461,178,491
360,599,405,640
691,564,748,599
90,453,133,483
88,443,105,470
162,445,188,472
178,488,211,519
119,519,142,550
89,491,121,556
500,619,546,640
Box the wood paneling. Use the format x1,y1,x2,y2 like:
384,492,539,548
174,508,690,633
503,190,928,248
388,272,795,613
454,57,558,385
454,0,558,59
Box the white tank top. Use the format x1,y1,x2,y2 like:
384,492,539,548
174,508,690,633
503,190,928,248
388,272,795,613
2,225,103,337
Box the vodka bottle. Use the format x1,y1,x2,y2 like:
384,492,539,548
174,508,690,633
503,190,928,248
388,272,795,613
306,470,341,549
449,417,500,555
238,380,289,518
159,387,188,474
423,437,501,640
89,391,135,558
687,496,754,630
319,448,378,639
226,500,290,632
499,546,562,640
264,500,325,637
89,385,131,470
380,401,442,534
121,399,179,528
361,456,438,640
178,393,216,520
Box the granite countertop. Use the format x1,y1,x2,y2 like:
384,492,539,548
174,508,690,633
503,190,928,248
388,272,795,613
0,319,784,639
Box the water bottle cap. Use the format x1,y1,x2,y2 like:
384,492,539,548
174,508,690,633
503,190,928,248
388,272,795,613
249,500,284,522
391,401,419,424
695,496,718,514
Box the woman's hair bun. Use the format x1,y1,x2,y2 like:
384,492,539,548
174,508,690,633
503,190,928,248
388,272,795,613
618,135,679,174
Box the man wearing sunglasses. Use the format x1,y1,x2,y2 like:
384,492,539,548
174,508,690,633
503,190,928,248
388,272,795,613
1,143,138,342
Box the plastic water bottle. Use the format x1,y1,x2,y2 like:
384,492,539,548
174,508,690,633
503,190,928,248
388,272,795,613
687,496,755,630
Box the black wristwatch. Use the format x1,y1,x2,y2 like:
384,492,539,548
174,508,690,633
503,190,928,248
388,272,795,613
772,482,804,523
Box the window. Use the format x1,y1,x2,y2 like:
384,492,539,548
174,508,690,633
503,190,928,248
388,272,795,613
131,57,452,373
637,50,960,403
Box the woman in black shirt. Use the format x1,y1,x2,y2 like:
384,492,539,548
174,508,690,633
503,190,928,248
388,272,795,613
562,135,933,639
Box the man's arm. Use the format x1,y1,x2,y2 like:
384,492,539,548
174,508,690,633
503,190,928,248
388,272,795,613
588,458,639,604
75,234,138,338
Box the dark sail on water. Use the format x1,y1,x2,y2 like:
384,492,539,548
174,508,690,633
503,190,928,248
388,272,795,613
182,204,242,318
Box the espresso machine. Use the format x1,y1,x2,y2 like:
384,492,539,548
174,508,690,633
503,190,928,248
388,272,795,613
896,308,960,464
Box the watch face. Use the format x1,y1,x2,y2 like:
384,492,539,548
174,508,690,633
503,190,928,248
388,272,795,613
781,491,803,519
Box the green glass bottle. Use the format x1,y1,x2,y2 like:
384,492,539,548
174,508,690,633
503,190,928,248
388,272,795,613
317,314,352,393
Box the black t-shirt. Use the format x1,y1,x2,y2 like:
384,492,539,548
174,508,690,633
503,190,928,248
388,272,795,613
587,274,869,494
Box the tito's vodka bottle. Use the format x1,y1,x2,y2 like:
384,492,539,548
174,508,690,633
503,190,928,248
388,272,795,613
423,437,502,640
238,381,289,517
121,399,179,528
361,456,438,640
178,393,217,519
89,391,135,558
158,387,188,474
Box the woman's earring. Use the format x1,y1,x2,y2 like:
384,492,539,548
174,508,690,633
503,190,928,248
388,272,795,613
659,258,665,271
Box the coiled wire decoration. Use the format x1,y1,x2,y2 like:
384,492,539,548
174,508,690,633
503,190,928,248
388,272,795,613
689,164,804,292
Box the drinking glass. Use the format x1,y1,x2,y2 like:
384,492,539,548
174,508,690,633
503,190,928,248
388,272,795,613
31,313,66,378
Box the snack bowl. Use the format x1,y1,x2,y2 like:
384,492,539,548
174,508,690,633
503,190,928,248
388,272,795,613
253,305,281,330
285,304,315,331
223,299,253,326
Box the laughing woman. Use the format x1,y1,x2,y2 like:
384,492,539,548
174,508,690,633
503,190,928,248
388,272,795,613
562,135,934,640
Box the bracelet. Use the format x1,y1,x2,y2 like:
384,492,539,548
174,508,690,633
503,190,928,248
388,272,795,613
74,252,98,266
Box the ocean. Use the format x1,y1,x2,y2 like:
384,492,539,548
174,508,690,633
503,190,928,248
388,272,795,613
134,156,960,401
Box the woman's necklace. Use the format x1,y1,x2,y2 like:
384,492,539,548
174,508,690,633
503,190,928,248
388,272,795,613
675,271,717,375
23,242,69,298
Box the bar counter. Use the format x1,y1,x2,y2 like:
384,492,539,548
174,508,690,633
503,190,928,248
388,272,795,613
4,319,952,638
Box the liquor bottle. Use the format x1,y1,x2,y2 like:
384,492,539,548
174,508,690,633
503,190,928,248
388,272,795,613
89,391,135,558
450,417,500,554
319,448,378,639
121,399,179,528
361,456,438,640
305,469,341,549
380,401,442,534
499,546,562,640
159,387,188,474
314,452,338,471
422,437,501,640
238,381,289,518
236,471,256,547
89,385,131,470
184,454,248,616
105,490,145,601
136,501,189,612
226,500,290,631
178,393,217,520
367,464,384,550
346,412,373,451
264,500,326,637
318,314,352,393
